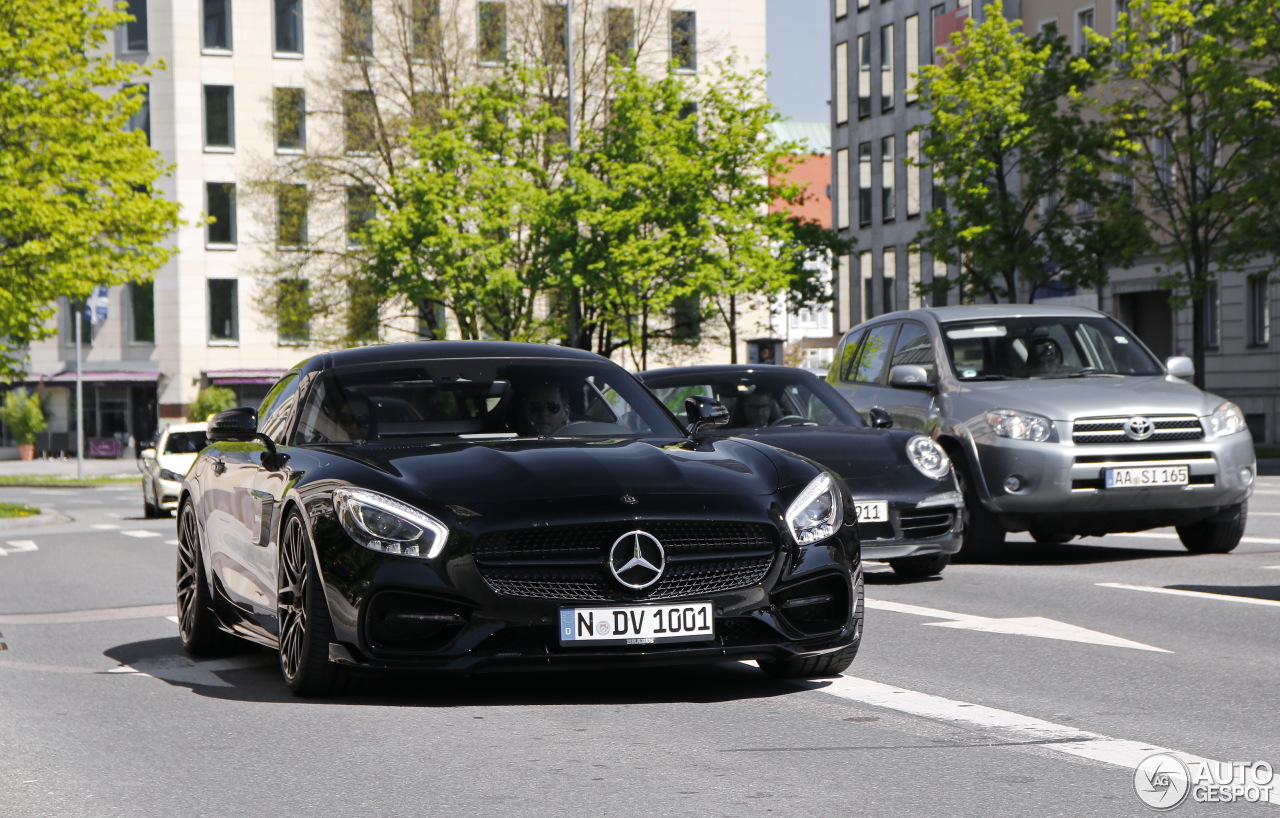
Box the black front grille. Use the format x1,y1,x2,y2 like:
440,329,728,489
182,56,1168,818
474,521,778,602
1072,416,1203,445
898,508,955,539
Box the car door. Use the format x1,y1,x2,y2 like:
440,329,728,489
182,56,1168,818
876,320,943,434
828,321,900,418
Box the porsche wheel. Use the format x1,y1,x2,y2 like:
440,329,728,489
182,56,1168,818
889,552,949,578
278,510,347,697
176,503,236,656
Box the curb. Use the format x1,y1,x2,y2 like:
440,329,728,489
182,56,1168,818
0,510,73,531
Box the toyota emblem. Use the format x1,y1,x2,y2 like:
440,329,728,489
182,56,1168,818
1124,416,1155,441
608,530,666,590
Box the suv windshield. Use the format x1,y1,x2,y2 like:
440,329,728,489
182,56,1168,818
941,316,1164,380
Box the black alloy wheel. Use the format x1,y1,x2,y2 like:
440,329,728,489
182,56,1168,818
176,503,236,656
277,510,346,697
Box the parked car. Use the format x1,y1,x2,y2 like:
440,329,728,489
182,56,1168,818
177,342,863,696
639,364,964,578
827,305,1256,557
138,421,209,518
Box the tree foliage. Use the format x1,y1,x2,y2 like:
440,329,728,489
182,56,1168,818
913,0,1147,304
188,387,238,422
0,0,181,380
0,389,47,445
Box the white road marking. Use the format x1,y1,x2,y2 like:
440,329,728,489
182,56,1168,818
0,540,39,556
866,599,1170,652
812,675,1280,806
90,524,119,530
120,530,161,539
1099,582,1280,608
1264,566,1280,571
107,655,273,688
165,540,179,546
1109,531,1280,546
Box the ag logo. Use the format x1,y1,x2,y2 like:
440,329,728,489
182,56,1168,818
608,530,665,590
1134,753,1191,810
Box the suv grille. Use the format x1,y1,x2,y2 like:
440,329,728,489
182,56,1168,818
1072,415,1203,445
474,521,777,602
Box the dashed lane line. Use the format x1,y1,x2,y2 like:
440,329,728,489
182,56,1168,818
1099,582,1280,608
120,530,162,539
1110,531,1280,546
0,603,174,625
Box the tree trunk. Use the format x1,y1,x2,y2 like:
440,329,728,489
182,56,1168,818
728,295,738,364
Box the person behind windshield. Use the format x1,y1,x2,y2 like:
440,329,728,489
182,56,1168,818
737,388,774,427
336,391,374,442
1028,338,1064,375
521,382,571,436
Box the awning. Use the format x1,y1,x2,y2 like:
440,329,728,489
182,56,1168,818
33,370,164,386
204,369,286,386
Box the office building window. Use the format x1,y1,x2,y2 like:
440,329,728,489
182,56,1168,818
345,90,377,154
206,182,237,246
837,0,848,16
908,250,923,308
858,0,870,11
882,248,897,314
907,130,921,217
203,0,232,51
835,42,849,125
65,298,94,348
125,84,150,144
347,186,375,248
208,279,239,342
278,279,311,345
478,2,508,64
277,184,308,248
929,5,945,64
348,281,380,344
857,34,871,118
275,0,303,54
121,0,148,53
128,281,154,344
671,10,696,72
880,24,895,112
671,294,701,343
1076,7,1095,54
1249,277,1270,346
860,253,874,321
343,0,374,57
543,3,568,67
905,15,919,104
204,85,235,149
858,142,872,226
607,7,636,63
836,148,850,230
275,87,306,152
412,0,441,61
881,135,895,222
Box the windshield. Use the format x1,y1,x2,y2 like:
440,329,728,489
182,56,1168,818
941,316,1164,380
645,370,864,429
292,358,683,445
164,430,209,454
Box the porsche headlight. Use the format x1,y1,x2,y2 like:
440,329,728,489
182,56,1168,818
1207,401,1247,438
785,472,844,545
906,435,952,480
333,488,449,558
159,468,186,483
987,409,1056,442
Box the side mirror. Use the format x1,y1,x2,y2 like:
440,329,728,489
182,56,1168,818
889,364,931,389
208,407,259,442
1166,356,1194,379
140,447,157,460
685,395,730,436
868,406,894,429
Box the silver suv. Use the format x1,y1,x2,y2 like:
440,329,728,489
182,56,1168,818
828,305,1256,557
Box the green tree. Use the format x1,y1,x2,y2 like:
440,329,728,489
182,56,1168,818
1105,0,1280,387
188,387,238,422
0,389,47,445
913,0,1146,304
0,0,181,380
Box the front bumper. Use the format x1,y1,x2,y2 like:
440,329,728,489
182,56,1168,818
859,496,965,561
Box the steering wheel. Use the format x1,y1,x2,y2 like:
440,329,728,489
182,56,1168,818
770,415,815,427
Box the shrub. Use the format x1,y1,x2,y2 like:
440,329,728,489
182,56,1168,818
0,390,48,445
188,386,238,421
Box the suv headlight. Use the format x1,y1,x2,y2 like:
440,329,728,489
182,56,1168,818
785,472,844,545
987,409,1056,442
333,488,449,558
907,436,952,479
1208,401,1247,438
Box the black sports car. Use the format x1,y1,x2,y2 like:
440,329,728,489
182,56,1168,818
639,365,964,577
177,343,862,696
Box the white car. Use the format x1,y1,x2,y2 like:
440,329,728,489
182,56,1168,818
139,421,209,518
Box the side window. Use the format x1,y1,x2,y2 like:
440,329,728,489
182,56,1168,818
258,372,302,443
889,322,935,377
852,324,897,384
834,328,868,383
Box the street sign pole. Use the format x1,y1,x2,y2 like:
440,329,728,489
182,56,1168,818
75,306,84,481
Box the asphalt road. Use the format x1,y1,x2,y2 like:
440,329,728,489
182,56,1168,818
1,479,1277,816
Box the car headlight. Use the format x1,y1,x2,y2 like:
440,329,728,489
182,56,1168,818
1208,401,1247,438
785,472,844,545
987,409,1056,442
159,468,186,482
906,436,952,480
333,488,449,558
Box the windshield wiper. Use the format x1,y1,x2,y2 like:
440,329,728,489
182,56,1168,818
961,374,1016,381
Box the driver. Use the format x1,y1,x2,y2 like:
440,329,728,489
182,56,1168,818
742,389,774,427
1028,338,1064,375
521,382,571,436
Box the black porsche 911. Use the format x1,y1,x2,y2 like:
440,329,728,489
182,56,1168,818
176,343,862,696
639,365,965,578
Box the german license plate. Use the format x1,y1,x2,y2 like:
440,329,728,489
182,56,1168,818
559,601,715,646
854,501,889,523
1104,465,1189,488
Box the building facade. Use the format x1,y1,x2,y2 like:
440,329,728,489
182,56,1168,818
831,0,1278,443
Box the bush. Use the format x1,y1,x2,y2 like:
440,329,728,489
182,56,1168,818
0,390,48,445
188,386,238,421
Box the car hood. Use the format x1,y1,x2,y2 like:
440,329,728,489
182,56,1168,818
340,437,794,511
953,375,1227,422
157,453,200,477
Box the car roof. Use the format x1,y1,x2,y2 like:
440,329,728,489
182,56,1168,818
861,304,1107,327
297,341,609,375
164,421,209,433
639,364,817,380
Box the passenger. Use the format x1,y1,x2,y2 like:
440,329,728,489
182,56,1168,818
521,382,571,436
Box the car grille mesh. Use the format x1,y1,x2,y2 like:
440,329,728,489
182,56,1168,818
1072,415,1203,445
474,521,777,602
897,508,955,539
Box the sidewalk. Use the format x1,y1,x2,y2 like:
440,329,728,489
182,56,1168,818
0,455,140,479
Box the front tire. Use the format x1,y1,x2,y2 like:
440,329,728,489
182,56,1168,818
176,503,237,656
889,552,950,578
760,643,859,679
277,510,347,697
1176,502,1247,554
143,479,160,519
953,464,1005,561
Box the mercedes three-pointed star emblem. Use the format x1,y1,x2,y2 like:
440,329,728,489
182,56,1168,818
608,530,666,590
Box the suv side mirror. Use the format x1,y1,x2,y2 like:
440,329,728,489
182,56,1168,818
868,406,894,429
1166,356,1194,379
889,364,931,389
685,395,730,436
